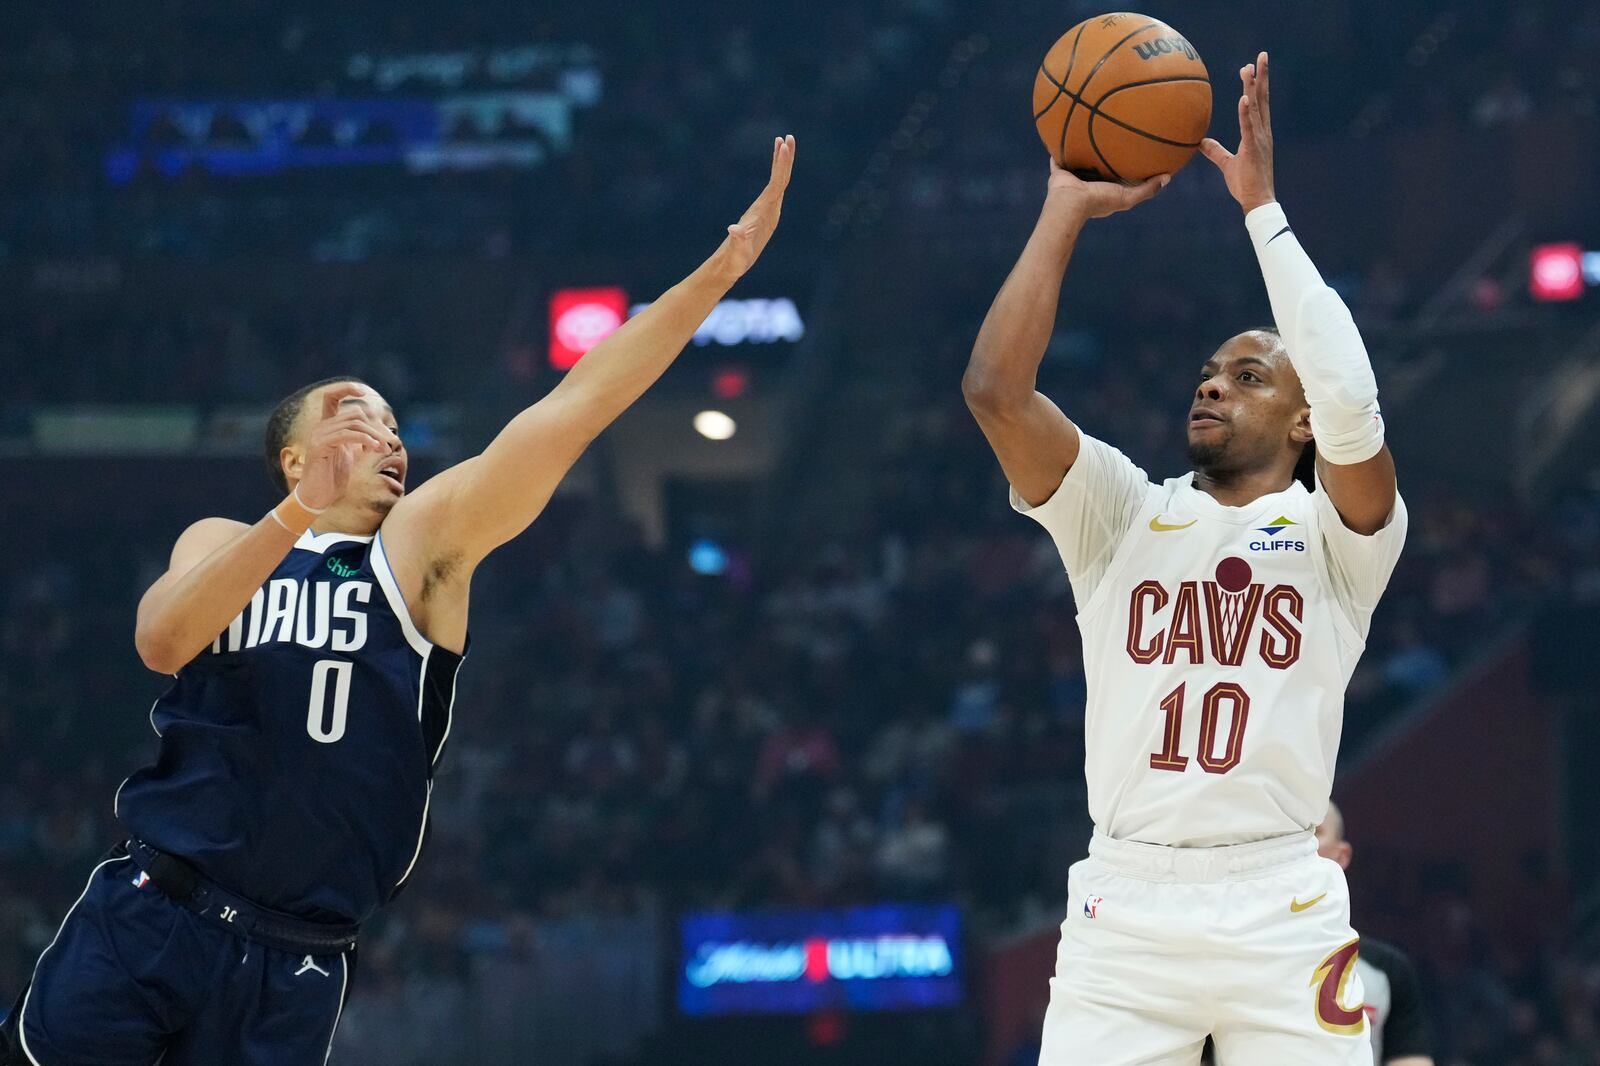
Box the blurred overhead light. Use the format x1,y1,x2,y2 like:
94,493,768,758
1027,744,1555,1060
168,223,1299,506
712,366,749,400
693,410,736,440
1583,252,1600,287
688,539,728,576
1529,244,1583,302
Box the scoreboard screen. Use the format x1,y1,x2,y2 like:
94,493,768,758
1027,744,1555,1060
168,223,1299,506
678,903,963,1017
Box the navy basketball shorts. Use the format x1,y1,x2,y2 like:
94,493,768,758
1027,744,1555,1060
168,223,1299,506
1,845,353,1066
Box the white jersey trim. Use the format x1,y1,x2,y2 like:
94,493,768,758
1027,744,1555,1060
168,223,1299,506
369,530,432,657
433,653,459,768
322,953,350,1066
19,853,135,1065
396,779,433,891
395,634,457,892
293,529,375,553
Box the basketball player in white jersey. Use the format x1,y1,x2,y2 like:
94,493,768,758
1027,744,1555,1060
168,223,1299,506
963,54,1405,1063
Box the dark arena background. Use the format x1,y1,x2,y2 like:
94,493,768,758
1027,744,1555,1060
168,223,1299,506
2,1,1598,1063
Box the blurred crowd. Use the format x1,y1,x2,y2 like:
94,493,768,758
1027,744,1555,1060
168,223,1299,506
3,1,1599,1063
0,0,960,260
2,373,1595,1062
4,0,1596,261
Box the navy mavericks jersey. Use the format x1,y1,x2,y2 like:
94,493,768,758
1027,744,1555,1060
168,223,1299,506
116,529,463,925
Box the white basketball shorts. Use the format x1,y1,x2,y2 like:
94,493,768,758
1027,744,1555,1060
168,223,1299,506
1038,831,1372,1065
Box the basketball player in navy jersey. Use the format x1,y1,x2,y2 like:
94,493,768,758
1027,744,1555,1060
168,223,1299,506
1,137,794,1066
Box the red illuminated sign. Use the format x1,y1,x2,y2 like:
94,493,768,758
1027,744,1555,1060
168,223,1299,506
1529,243,1584,302
549,287,628,369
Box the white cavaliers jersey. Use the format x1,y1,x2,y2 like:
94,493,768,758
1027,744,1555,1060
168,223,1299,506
1013,433,1407,847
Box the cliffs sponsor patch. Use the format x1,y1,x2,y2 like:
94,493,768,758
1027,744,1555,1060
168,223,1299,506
1251,514,1306,552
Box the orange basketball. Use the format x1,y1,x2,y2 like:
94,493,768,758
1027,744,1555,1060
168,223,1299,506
1033,12,1211,183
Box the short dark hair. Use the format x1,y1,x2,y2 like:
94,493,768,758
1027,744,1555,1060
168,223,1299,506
264,375,368,495
1295,438,1317,491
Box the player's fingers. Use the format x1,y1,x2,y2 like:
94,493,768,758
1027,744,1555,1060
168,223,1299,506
320,382,367,420
320,420,387,450
325,410,388,438
765,134,796,196
1243,94,1262,141
1124,174,1169,206
1257,51,1271,128
1199,138,1233,167
327,428,384,452
1237,94,1253,143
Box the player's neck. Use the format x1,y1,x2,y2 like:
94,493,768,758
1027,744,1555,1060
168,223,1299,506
1191,464,1296,508
308,502,383,538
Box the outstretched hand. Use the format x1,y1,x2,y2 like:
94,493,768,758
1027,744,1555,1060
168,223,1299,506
1200,50,1277,213
1046,156,1168,219
716,135,796,281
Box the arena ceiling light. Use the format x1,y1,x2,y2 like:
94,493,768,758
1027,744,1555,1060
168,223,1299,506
693,410,737,441
1528,243,1600,303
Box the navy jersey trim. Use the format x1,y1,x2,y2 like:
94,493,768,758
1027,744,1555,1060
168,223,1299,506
369,531,431,657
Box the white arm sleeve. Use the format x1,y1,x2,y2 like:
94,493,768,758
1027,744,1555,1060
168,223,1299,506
1010,433,1150,605
1244,201,1326,337
1313,471,1408,639
1246,202,1385,466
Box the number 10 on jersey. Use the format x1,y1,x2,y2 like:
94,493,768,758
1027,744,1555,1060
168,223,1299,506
1149,681,1250,774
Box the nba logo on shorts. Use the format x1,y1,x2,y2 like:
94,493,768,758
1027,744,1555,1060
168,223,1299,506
132,871,151,890
1083,894,1104,919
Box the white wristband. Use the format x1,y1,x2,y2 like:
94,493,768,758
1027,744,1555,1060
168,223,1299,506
293,485,327,515
269,486,323,536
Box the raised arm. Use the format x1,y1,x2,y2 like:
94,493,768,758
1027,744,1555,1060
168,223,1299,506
962,161,1165,506
1201,52,1396,534
390,136,795,573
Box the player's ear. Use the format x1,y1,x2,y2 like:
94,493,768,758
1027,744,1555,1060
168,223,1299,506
1289,405,1313,445
280,446,304,486
1335,841,1352,870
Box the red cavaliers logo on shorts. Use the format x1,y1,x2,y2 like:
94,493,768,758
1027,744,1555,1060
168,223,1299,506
1309,938,1365,1035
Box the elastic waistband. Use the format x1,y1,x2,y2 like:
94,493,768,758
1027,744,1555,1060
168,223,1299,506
128,840,358,955
1088,830,1316,883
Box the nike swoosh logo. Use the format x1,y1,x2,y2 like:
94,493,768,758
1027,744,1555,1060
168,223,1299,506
1149,517,1198,532
1290,893,1327,913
